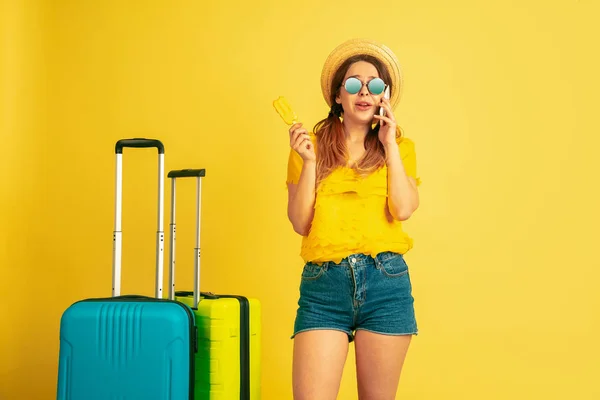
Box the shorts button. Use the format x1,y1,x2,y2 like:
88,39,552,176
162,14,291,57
351,257,356,263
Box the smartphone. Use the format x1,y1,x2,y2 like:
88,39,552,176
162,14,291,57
379,86,390,117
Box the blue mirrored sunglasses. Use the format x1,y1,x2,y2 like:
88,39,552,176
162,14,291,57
343,77,387,95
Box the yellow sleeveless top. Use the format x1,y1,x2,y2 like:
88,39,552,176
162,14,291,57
286,133,421,264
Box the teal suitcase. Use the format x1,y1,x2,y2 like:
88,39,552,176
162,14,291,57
57,139,198,400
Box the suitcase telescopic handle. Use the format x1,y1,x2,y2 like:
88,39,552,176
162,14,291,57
112,138,165,299
115,138,165,154
167,169,206,308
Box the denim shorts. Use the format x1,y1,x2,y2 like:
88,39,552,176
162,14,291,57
292,251,418,342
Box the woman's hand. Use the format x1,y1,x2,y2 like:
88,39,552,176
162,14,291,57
373,97,397,148
289,123,316,162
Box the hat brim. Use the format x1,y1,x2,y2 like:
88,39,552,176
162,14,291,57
321,38,403,111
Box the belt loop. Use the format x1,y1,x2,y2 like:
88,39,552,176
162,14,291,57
374,253,382,269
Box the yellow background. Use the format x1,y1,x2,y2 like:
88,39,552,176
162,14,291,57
2,0,599,398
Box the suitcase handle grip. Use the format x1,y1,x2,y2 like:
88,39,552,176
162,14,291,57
112,294,155,300
168,169,206,178
115,138,165,154
175,291,219,300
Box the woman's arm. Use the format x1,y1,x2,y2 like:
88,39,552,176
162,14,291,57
374,96,420,222
384,143,419,221
286,122,317,235
287,160,316,235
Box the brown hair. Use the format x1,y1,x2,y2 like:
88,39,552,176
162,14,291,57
313,54,400,184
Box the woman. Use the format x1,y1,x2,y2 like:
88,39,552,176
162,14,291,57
285,38,421,400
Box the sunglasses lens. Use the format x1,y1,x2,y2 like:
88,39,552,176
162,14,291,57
344,77,362,94
368,78,385,95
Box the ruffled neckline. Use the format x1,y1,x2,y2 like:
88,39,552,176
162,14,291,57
317,166,388,197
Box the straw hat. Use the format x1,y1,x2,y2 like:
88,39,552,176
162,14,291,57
320,38,403,111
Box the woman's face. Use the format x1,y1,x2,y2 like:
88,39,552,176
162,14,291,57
335,60,386,125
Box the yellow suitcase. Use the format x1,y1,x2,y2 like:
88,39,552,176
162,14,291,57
166,169,262,400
